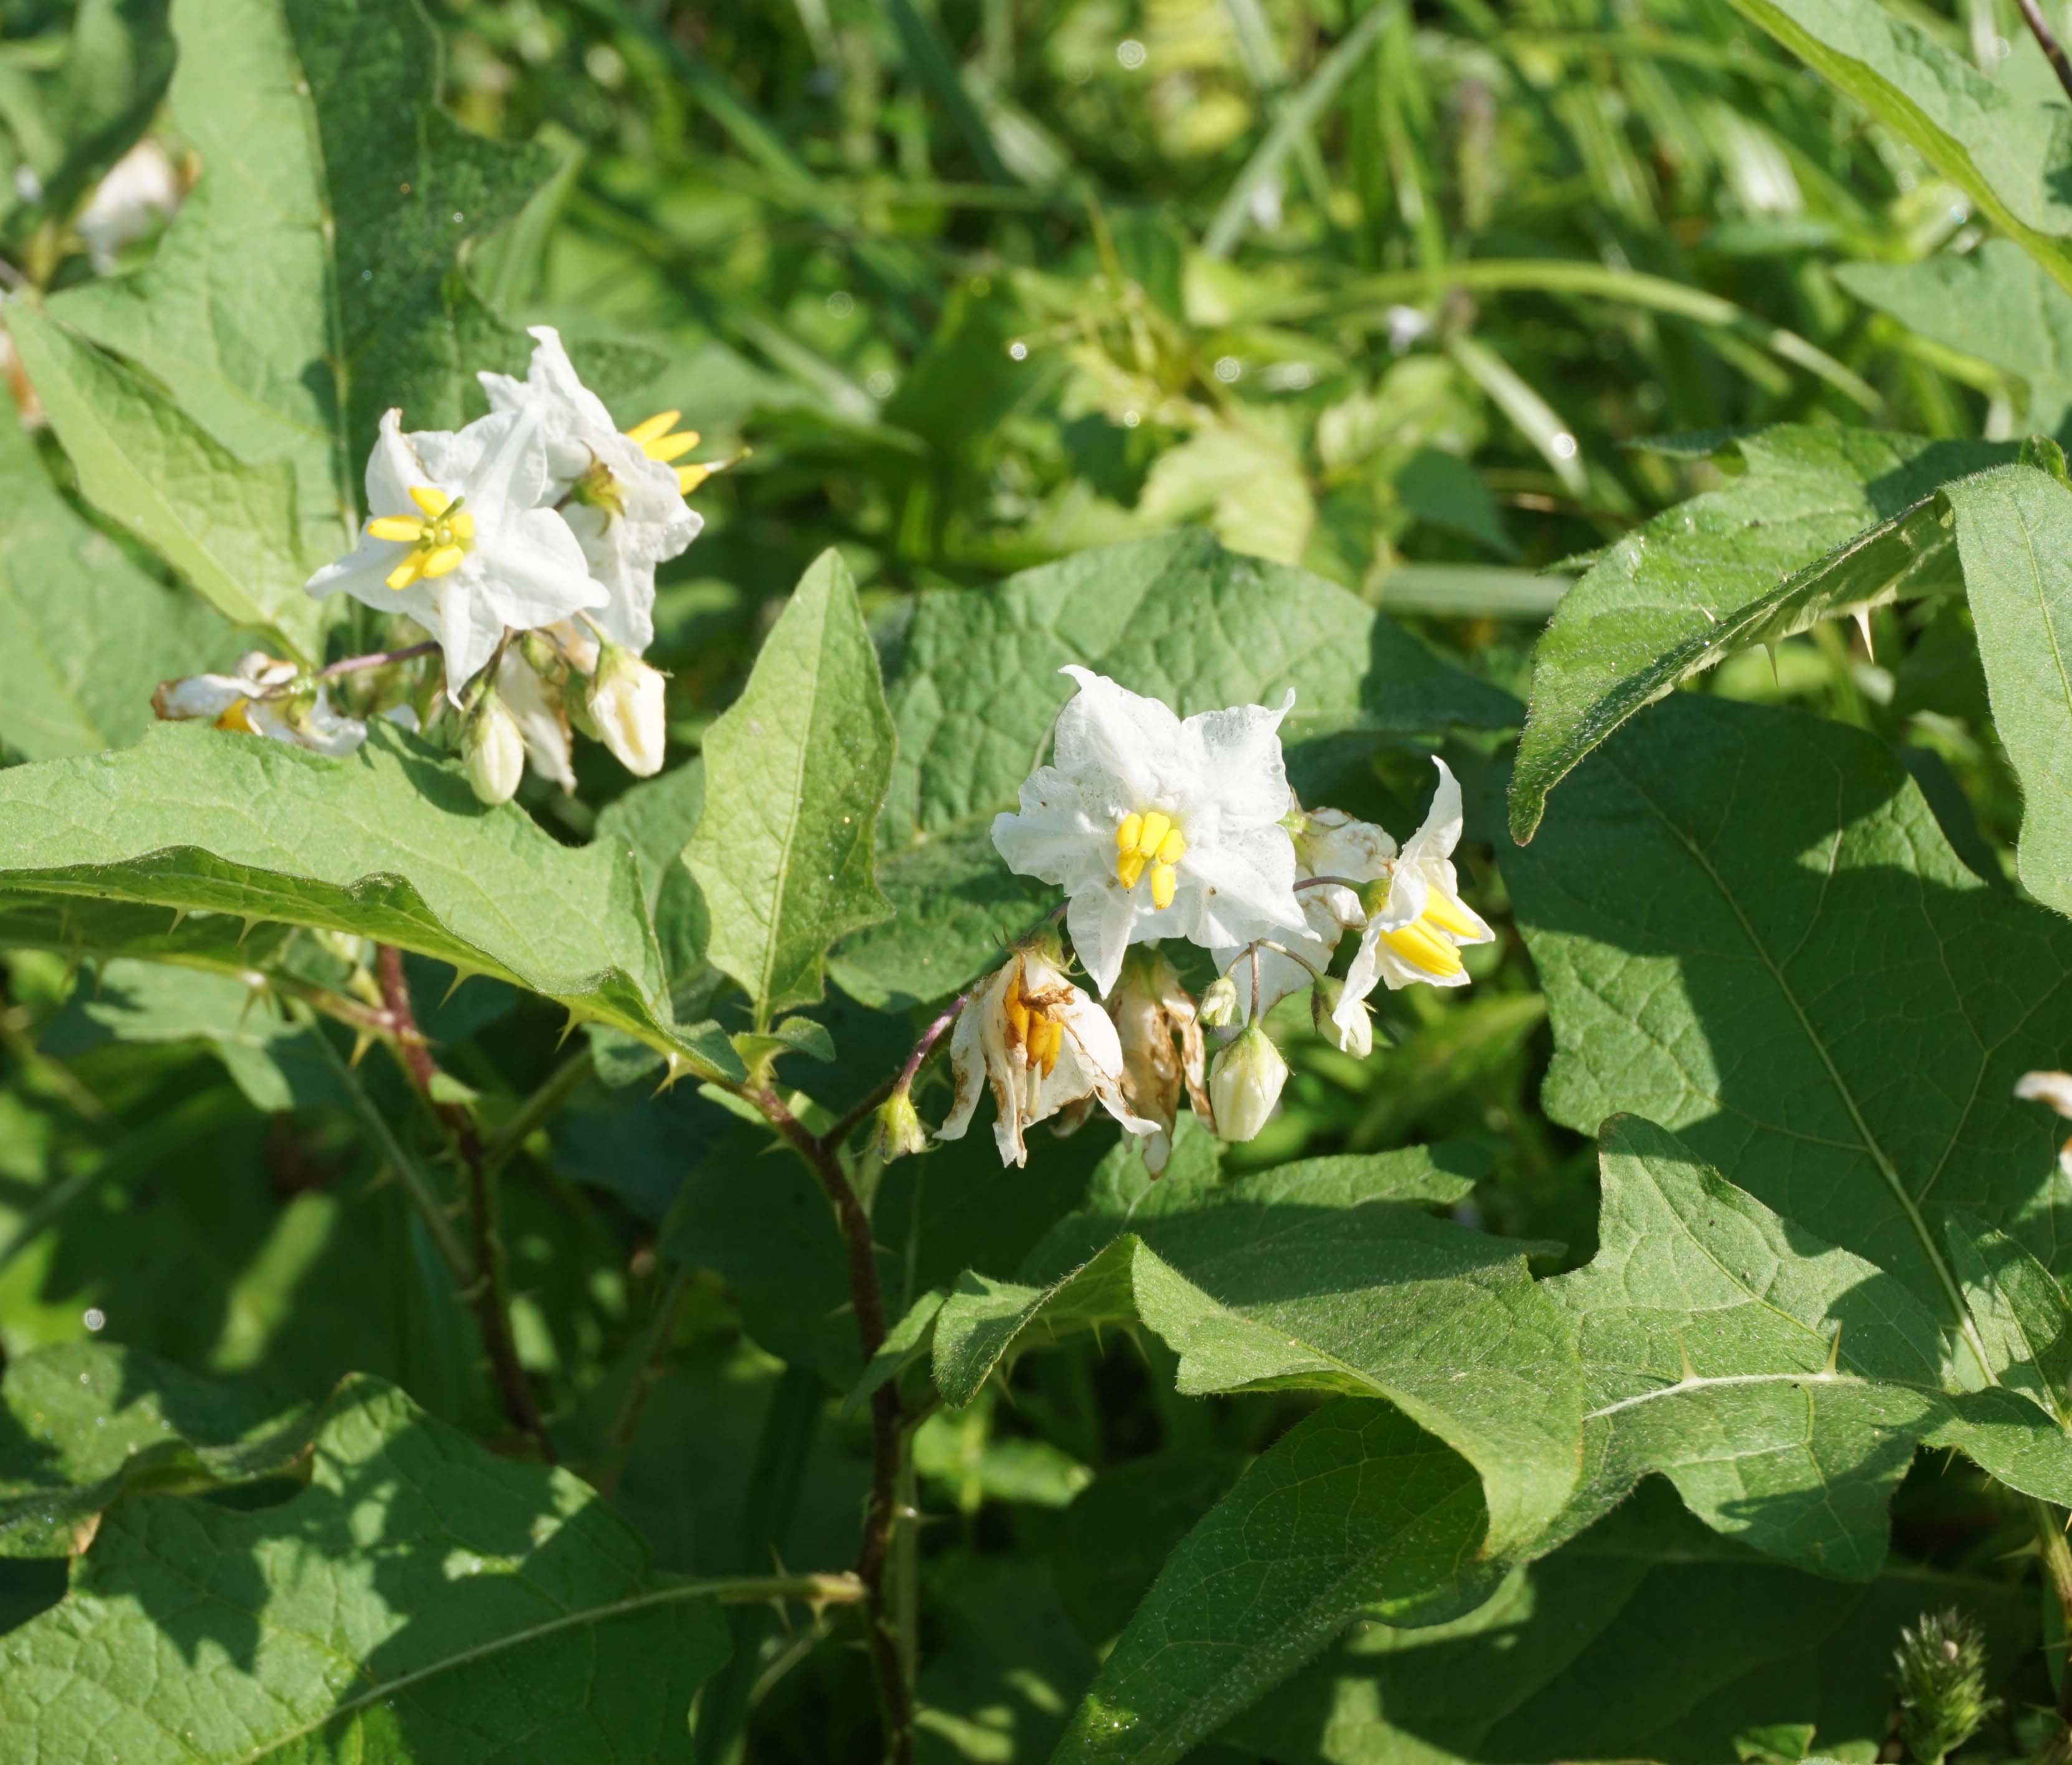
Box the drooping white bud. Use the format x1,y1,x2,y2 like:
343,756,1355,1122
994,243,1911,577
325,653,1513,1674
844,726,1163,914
463,687,525,806
587,642,668,776
1208,1022,1287,1144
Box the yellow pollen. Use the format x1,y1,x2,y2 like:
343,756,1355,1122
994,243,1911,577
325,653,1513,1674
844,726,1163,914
407,484,452,519
1419,891,1482,940
1381,919,1465,978
1117,848,1148,891
1116,814,1143,853
1115,809,1186,896
367,515,423,543
641,430,699,464
1150,863,1177,911
1134,811,1172,858
624,410,681,446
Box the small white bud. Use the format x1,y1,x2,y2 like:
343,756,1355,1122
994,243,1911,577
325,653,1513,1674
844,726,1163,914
1199,974,1239,1028
463,689,525,806
1209,1023,1287,1144
587,643,668,777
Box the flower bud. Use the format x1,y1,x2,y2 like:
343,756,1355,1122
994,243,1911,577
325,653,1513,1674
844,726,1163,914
1894,1609,1997,1765
587,643,668,777
1199,973,1239,1028
874,1089,930,1163
463,688,525,806
1311,974,1373,1059
1209,1023,1287,1144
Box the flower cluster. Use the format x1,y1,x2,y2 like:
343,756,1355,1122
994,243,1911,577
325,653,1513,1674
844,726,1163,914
933,667,1493,1170
157,327,723,803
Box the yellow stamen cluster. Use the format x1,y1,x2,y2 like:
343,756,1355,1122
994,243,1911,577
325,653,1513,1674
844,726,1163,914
625,409,708,495
1377,889,1480,978
1115,811,1186,912
213,699,257,735
1002,961,1065,1079
367,485,475,591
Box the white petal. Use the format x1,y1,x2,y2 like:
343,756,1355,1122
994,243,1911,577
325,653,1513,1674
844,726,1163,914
1181,823,1306,944
1067,881,1141,997
1183,688,1294,827
472,509,607,629
1303,808,1397,884
306,535,405,604
992,772,1108,892
1403,757,1465,864
497,652,575,792
152,673,248,720
365,408,424,514
435,586,506,701
2018,1070,2072,1121
1051,666,1186,805
934,999,990,1142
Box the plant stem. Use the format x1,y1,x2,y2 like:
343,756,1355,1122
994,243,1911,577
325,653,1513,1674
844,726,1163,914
315,639,439,679
592,1263,690,1493
2016,0,2072,106
744,1083,913,1765
375,945,555,1462
482,1045,597,1176
2033,1496,2072,1718
689,1570,868,1607
821,987,972,1152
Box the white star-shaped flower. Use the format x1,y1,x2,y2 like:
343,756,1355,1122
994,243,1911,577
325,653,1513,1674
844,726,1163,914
153,652,367,757
479,325,703,654
1334,758,1494,1041
306,406,602,700
992,666,1306,997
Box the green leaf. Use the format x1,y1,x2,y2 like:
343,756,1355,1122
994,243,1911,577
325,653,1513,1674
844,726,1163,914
4,299,324,656
1509,428,2011,840
1505,691,2072,1316
1051,1400,1498,1765
1838,242,2072,431
1945,1212,2072,1427
1224,1481,2034,1765
933,1132,1576,1561
47,0,558,573
1544,1116,2072,1578
0,399,222,759
686,550,895,1028
0,720,741,1081
0,1341,311,1558
1945,463,2072,920
834,530,1518,1008
1722,0,2072,292
0,1375,731,1759
592,757,711,995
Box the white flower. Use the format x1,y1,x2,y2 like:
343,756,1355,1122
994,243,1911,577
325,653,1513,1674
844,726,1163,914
153,652,366,757
1210,804,1393,1049
2016,1071,2072,1181
479,326,703,654
306,406,602,700
1208,1022,1288,1144
1334,759,1494,1041
937,944,1158,1167
76,140,181,273
497,650,574,793
588,643,668,776
991,666,1305,997
1110,951,1212,1175
463,689,526,806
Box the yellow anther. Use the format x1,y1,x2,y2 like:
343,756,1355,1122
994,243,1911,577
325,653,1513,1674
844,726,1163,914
406,484,452,519
641,429,699,464
1035,1017,1063,1078
448,510,476,542
1419,892,1482,940
1156,827,1186,866
421,544,466,580
1135,811,1172,858
1381,920,1465,978
1149,863,1177,911
1117,848,1148,891
1116,813,1143,853
1004,977,1031,1049
385,552,427,591
367,515,424,544
624,410,682,446
214,699,256,735
676,463,712,495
